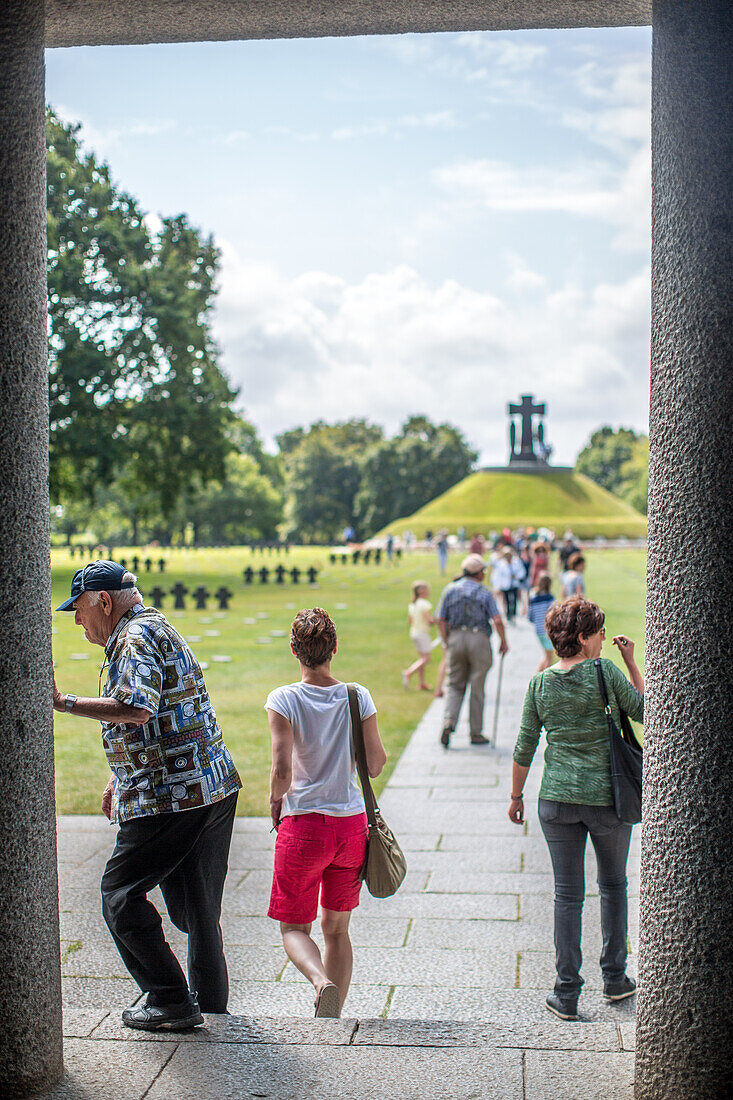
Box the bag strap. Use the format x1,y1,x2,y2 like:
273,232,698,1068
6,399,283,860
347,683,379,827
594,658,618,740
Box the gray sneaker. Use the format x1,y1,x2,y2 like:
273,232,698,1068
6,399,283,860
603,976,637,1001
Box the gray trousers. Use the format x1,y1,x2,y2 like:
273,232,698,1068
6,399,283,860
538,799,632,998
442,628,493,738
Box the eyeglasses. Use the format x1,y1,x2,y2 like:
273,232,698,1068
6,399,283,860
599,628,606,638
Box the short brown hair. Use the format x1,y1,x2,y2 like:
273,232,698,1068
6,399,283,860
536,572,552,595
290,608,338,668
545,597,604,657
568,552,585,570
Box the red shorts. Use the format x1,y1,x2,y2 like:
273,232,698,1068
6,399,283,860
268,812,368,924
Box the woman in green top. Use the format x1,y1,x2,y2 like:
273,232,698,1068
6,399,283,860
509,597,644,1021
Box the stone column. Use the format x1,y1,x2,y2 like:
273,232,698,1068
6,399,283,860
637,2,732,1097
0,1,64,1096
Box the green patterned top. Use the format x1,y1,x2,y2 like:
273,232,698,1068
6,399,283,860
513,657,644,806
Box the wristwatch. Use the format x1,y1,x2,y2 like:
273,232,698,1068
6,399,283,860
64,694,78,712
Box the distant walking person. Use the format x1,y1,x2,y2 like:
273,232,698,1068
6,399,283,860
530,542,550,588
53,561,241,1031
436,529,450,575
267,608,387,1018
527,573,557,671
561,553,586,598
402,581,436,692
435,555,509,748
509,597,644,1021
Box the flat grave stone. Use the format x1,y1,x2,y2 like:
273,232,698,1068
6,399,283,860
270,630,287,638
70,653,90,660
256,637,273,645
214,611,227,618
335,603,348,610
243,617,257,625
211,655,233,663
198,617,213,623
285,603,296,609
256,612,269,619
204,630,220,637
187,635,202,643
200,661,209,669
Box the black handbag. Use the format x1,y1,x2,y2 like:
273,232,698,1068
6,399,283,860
347,684,407,898
594,659,643,824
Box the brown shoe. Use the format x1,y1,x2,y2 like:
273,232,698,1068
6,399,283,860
470,734,490,745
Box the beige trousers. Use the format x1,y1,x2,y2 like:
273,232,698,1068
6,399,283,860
443,629,494,738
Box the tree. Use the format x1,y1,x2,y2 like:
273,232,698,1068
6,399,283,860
278,420,383,543
183,452,283,545
47,110,237,521
576,426,649,514
355,416,478,535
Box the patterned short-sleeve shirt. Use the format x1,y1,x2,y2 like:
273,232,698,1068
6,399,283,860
102,604,241,823
435,576,500,635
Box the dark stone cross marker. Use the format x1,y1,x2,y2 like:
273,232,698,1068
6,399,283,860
158,558,167,572
275,565,287,584
352,549,361,564
171,582,188,609
363,549,372,563
149,586,166,607
119,558,127,569
290,566,301,584
144,557,153,572
193,586,210,610
132,555,140,572
215,586,233,609
307,567,319,584
374,548,382,564
259,567,270,584
329,553,337,565
243,567,254,585
508,393,545,464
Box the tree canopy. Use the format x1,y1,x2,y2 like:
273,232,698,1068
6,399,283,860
47,110,237,521
576,426,648,514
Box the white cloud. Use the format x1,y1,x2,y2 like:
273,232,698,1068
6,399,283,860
331,110,459,142
433,147,650,251
213,243,649,465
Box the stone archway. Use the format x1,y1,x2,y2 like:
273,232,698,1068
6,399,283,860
1,2,730,1096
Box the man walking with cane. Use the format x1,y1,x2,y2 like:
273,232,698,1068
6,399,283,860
53,561,241,1031
435,554,509,748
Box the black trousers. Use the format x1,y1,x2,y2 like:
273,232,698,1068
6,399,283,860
101,792,238,1011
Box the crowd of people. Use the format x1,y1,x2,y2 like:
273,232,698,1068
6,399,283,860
52,530,641,1031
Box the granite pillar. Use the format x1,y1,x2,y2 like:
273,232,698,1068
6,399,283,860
0,1,63,1095
636,2,733,1097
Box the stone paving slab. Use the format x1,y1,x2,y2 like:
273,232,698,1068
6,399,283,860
524,1050,635,1098
353,1018,621,1052
32,1038,172,1100
144,1044,524,1100
91,1014,358,1045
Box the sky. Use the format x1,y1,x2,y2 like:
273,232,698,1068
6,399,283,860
46,27,652,466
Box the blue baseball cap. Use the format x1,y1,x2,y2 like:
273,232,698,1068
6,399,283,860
56,560,136,612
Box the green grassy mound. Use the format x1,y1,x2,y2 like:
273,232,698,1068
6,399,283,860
379,469,647,539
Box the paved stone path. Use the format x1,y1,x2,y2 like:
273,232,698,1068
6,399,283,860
43,618,638,1098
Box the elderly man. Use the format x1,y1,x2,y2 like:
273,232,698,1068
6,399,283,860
53,561,241,1031
434,553,509,748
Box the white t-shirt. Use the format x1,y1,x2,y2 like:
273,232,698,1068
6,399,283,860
265,681,376,818
408,597,432,635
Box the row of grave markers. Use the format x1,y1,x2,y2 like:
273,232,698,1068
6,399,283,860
145,567,320,610
330,547,402,565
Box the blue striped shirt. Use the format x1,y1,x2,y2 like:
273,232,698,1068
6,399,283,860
528,593,556,634
435,577,500,635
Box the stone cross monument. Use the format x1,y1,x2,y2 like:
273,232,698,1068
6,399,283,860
508,394,546,464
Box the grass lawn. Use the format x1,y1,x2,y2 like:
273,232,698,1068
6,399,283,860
380,470,648,540
51,545,646,815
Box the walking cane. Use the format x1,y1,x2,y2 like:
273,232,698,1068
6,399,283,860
491,651,505,748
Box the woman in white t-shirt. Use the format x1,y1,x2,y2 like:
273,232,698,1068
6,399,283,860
266,608,387,1018
402,580,439,692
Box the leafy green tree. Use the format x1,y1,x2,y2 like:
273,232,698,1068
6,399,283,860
355,416,478,535
183,452,283,545
278,420,383,543
576,426,649,514
47,110,237,520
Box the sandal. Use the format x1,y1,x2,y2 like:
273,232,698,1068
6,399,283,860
314,982,340,1018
